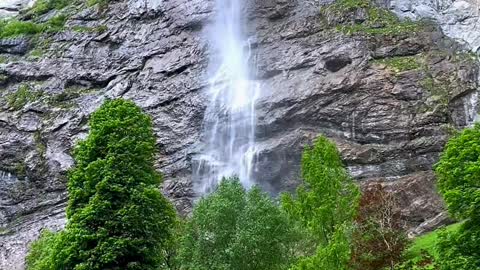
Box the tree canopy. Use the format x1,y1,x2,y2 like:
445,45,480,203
27,99,176,270
180,178,298,270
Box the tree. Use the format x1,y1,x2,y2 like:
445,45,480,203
26,99,176,270
179,178,298,270
281,136,360,270
350,184,409,270
434,123,480,270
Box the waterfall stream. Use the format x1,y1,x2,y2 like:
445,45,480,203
192,0,259,194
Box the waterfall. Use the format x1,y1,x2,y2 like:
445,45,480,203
464,67,480,127
192,0,259,194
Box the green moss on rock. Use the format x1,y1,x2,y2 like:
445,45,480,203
7,84,43,110
322,0,426,37
372,55,422,73
29,0,70,17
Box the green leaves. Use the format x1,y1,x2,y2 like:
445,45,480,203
26,99,176,270
435,123,480,220
180,179,298,270
434,123,480,269
282,136,360,270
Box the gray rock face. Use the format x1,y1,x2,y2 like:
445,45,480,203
389,0,480,52
0,0,479,268
0,0,35,18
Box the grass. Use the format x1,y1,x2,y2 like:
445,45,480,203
0,15,66,39
47,86,99,108
34,131,47,157
87,0,110,7
0,74,8,84
0,55,8,63
372,56,422,73
407,222,462,260
7,84,43,110
323,0,426,37
29,0,70,17
72,25,108,33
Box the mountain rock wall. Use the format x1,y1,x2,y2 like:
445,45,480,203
0,0,479,269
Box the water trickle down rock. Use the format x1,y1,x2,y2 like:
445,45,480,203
389,0,480,125
192,0,260,194
0,0,479,268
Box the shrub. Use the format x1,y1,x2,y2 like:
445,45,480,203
29,0,70,16
0,20,43,38
322,0,425,37
282,136,360,270
350,184,409,270
0,15,66,39
26,99,177,270
435,123,480,220
180,178,298,270
7,84,42,110
434,123,480,269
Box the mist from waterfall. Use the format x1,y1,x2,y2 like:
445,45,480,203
192,0,259,194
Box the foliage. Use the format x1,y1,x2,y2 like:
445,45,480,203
26,99,177,270
72,25,108,33
406,222,461,260
0,74,7,84
435,123,480,221
180,178,298,270
350,184,409,270
7,84,42,110
434,124,480,269
322,0,425,37
0,20,43,38
282,136,360,270
395,252,438,270
436,222,480,270
372,56,421,73
26,230,60,270
87,0,111,8
0,14,66,39
0,55,8,63
29,0,70,16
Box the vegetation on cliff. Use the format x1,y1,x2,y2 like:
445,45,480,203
23,99,480,270
321,0,426,36
8,0,479,269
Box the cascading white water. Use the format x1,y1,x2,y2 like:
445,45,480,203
464,67,480,126
192,0,259,194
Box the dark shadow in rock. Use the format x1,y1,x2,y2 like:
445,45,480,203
324,55,352,72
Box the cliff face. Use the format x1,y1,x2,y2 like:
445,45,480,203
0,0,479,269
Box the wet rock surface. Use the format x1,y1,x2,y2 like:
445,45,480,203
389,0,480,52
0,0,479,268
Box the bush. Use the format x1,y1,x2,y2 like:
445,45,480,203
436,224,480,270
0,20,43,38
26,99,177,270
350,184,409,270
180,178,298,270
7,84,42,110
434,123,480,269
26,230,59,270
29,0,70,16
0,15,66,39
282,136,360,270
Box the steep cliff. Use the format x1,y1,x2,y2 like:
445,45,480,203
0,0,479,269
